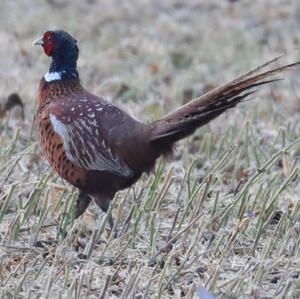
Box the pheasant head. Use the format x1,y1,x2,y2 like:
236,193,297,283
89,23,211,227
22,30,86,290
33,30,79,81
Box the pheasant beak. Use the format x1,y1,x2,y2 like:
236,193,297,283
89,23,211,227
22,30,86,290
33,37,44,46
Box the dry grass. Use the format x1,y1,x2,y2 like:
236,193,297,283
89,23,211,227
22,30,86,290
1,0,300,298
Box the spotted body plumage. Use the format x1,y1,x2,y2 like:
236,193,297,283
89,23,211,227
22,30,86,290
36,76,153,197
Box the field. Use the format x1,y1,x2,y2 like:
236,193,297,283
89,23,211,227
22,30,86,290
0,0,300,298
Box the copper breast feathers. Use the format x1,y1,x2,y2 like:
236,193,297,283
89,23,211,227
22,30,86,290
37,83,134,181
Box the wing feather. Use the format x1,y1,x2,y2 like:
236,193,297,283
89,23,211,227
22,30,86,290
49,103,133,177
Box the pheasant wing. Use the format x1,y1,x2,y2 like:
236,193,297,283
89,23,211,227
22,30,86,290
47,101,133,177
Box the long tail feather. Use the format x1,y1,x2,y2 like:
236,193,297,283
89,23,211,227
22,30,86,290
150,59,300,146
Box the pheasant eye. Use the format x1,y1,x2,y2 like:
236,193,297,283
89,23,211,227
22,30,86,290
47,35,52,42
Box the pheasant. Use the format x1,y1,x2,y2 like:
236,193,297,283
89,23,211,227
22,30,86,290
33,30,299,226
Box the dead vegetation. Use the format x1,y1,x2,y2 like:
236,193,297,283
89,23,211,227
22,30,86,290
0,0,300,298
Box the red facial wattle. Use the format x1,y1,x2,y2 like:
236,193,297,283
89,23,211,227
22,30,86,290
43,32,54,56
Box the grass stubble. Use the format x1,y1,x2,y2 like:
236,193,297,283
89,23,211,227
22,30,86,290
0,1,300,298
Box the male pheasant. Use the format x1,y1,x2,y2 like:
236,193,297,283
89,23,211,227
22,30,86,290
34,30,299,226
